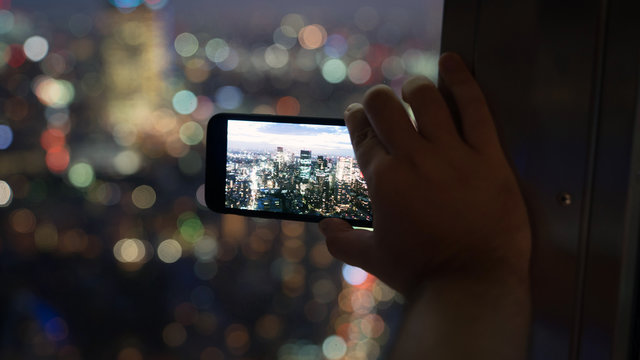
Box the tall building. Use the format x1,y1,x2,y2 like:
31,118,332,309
336,157,353,183
300,150,312,182
275,146,284,169
101,6,170,152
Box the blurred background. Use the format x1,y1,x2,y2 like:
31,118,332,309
0,0,442,358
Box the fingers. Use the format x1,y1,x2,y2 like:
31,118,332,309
362,85,424,156
401,76,461,144
344,104,390,176
319,218,379,274
438,52,501,153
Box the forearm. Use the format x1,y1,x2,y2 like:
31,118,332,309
389,271,530,360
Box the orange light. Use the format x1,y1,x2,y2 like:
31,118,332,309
276,96,300,116
45,146,70,173
298,24,327,50
40,128,66,151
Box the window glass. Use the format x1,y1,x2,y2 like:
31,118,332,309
0,0,442,358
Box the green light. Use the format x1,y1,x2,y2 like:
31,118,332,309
179,121,204,145
321,59,347,84
172,90,197,115
68,162,95,188
178,212,204,242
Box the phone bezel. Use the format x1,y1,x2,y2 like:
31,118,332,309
205,112,373,227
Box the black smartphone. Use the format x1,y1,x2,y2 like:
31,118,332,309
205,113,373,227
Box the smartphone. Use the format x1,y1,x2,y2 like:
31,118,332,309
205,113,373,227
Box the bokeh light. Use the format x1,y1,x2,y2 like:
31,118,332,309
264,44,289,68
157,239,182,263
33,77,75,108
68,162,95,188
276,96,300,116
131,185,156,209
298,24,327,50
172,90,198,115
113,150,142,175
324,34,348,58
179,121,204,145
214,86,243,109
0,10,15,34
23,36,49,62
0,125,14,150
174,32,199,57
205,38,230,63
322,335,347,359
342,264,369,286
321,59,347,83
348,60,372,84
113,238,147,263
45,147,70,173
0,180,12,207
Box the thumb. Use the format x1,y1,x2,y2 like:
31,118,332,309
319,218,378,274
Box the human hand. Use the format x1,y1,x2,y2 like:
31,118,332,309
319,52,531,296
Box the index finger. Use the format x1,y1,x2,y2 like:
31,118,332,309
362,85,424,157
343,103,390,176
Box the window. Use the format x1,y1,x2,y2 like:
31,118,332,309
0,0,442,358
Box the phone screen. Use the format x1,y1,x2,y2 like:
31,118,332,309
224,119,372,223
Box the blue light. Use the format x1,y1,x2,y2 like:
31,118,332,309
109,0,143,9
214,86,243,110
324,34,348,58
0,125,13,150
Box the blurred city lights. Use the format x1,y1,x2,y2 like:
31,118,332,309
214,86,243,109
113,150,142,175
298,24,327,50
205,38,230,63
322,335,347,359
275,96,300,116
0,180,12,207
113,238,147,263
174,32,199,57
273,26,298,49
342,264,369,286
131,185,156,209
23,36,49,62
68,162,95,188
45,146,70,173
0,124,13,150
33,76,75,108
348,60,372,84
321,59,347,83
281,13,306,32
172,90,198,115
264,44,289,68
324,34,348,58
0,2,435,356
0,10,14,34
178,121,204,145
157,239,182,263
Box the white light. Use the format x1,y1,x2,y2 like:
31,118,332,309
23,36,49,62
0,180,12,207
322,335,347,359
157,239,182,263
342,264,368,285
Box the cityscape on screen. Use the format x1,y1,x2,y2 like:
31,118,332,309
225,120,372,221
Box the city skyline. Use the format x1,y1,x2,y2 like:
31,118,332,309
227,120,356,156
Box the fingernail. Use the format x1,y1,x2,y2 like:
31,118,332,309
345,103,360,114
